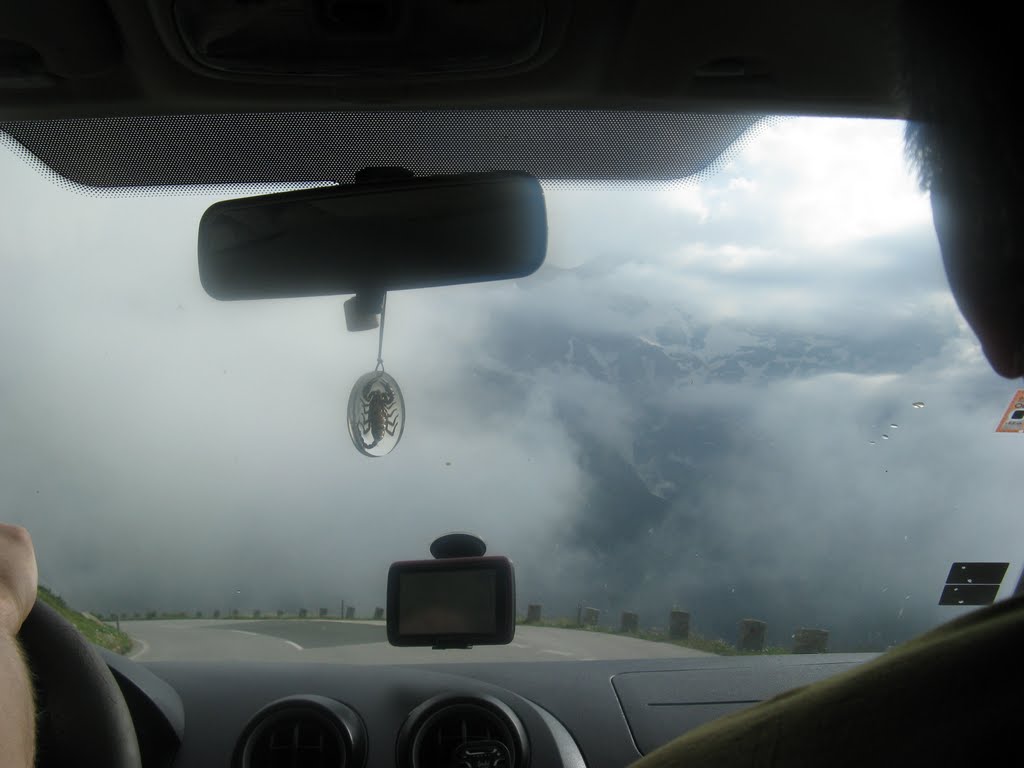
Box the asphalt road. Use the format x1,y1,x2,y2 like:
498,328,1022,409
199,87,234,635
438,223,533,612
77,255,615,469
123,620,712,664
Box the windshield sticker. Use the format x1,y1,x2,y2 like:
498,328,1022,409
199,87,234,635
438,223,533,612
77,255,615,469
938,562,1009,606
995,389,1024,432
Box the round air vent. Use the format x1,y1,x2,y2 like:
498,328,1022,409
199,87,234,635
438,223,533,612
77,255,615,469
235,695,367,768
397,694,529,768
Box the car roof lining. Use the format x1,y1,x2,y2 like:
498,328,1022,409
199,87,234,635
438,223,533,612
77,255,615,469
0,1,905,120
0,1,904,188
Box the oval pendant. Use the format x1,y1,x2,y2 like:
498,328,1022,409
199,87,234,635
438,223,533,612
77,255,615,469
347,370,405,457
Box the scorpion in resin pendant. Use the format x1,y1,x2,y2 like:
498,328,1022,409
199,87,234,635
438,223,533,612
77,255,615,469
360,381,398,448
347,371,405,457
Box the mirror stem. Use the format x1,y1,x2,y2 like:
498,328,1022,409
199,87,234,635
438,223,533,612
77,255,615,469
376,293,388,371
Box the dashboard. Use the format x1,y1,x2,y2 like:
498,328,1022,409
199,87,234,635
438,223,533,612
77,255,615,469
101,650,874,767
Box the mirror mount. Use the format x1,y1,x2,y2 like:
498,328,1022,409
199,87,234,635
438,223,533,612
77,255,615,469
340,170,422,331
343,289,385,332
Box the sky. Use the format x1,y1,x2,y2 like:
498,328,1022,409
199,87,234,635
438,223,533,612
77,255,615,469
1,117,1022,651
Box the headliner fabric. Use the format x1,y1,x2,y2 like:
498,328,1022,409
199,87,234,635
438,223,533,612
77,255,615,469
632,595,1024,766
0,110,770,194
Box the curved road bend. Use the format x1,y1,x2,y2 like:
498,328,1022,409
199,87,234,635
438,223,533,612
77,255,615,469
123,620,712,663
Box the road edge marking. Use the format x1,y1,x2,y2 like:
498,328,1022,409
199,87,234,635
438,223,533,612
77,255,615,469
128,638,149,661
231,628,303,651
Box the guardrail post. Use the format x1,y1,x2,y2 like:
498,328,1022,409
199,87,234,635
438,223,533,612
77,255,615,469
620,611,639,633
738,618,767,651
792,628,829,653
669,610,690,639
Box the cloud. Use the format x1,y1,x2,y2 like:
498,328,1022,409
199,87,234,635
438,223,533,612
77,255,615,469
733,117,933,248
1,117,1019,651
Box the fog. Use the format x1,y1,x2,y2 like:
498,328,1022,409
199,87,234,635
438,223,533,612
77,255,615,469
2,118,1021,651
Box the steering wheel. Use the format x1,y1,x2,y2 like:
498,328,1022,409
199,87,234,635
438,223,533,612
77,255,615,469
18,600,141,768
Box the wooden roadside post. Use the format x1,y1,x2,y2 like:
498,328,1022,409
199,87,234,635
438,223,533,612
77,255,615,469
792,628,829,653
669,610,690,639
738,619,767,651
620,611,639,633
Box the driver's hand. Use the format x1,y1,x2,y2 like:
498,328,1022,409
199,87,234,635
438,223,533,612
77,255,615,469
0,524,38,637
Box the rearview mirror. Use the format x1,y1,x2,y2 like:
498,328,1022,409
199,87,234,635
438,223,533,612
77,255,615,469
198,172,547,300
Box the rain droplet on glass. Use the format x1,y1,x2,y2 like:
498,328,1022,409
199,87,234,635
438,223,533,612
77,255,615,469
890,423,899,429
881,434,890,440
912,401,925,409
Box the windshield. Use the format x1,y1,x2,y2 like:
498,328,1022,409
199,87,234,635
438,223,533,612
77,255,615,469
3,117,1021,663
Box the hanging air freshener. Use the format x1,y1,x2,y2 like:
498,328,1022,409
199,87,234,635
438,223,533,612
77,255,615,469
348,370,405,456
346,293,406,456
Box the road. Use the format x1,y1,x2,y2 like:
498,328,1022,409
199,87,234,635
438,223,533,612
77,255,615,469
123,620,712,663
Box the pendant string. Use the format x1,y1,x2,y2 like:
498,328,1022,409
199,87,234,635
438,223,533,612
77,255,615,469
375,293,387,371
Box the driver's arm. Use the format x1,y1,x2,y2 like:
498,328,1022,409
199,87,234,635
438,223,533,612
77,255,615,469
0,523,38,768
631,594,1024,766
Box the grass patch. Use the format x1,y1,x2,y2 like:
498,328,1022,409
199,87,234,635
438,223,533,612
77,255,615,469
517,617,790,656
36,586,133,655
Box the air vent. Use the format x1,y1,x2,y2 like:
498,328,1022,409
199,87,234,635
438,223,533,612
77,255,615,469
398,694,529,768
235,695,366,768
